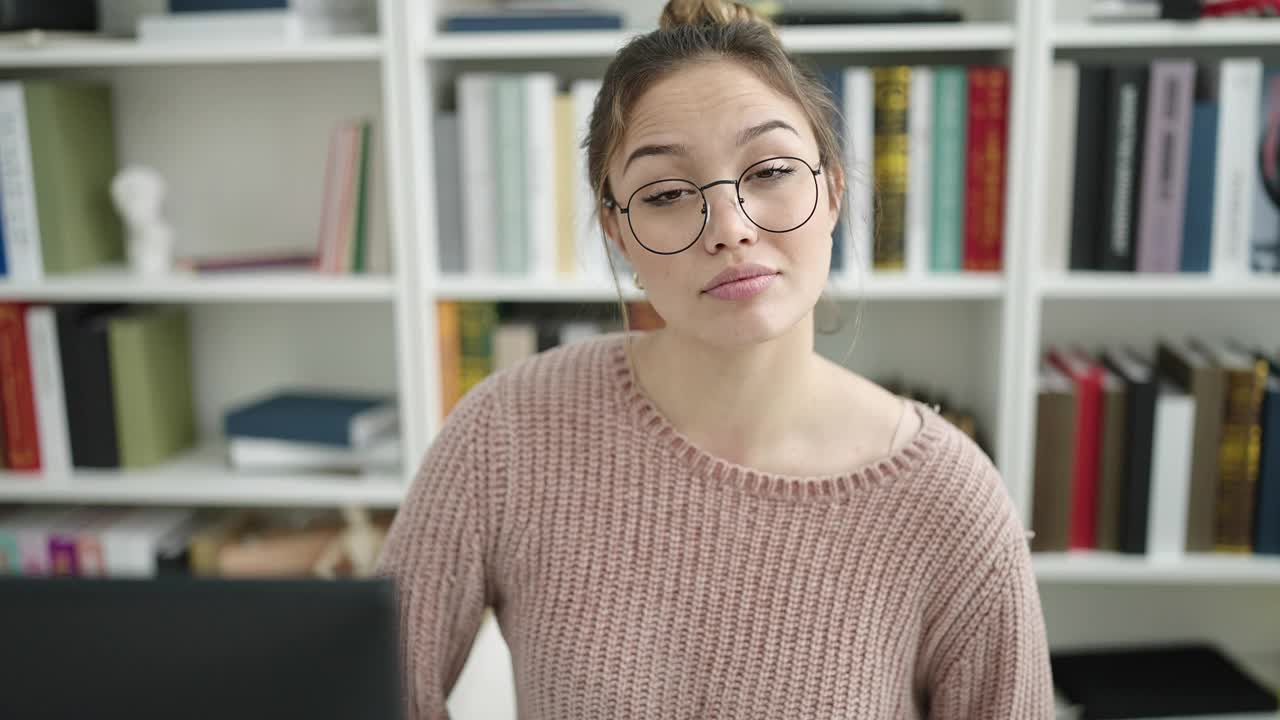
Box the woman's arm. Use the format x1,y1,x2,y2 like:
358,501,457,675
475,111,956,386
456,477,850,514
377,379,502,720
926,530,1055,718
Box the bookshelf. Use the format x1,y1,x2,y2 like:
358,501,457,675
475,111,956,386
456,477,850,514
0,0,1276,714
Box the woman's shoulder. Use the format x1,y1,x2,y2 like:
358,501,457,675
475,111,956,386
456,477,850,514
456,330,627,420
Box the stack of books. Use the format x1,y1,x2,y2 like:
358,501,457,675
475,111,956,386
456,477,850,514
223,388,400,475
0,303,196,475
1045,59,1280,275
138,0,376,43
1031,341,1280,557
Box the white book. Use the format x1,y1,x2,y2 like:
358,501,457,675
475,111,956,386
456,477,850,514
1046,62,1079,273
228,434,399,472
1147,382,1196,558
905,66,932,277
458,73,497,274
433,112,465,273
571,79,608,283
492,323,538,372
1210,58,1262,278
99,508,195,579
138,10,370,44
1250,68,1280,273
0,81,41,281
525,73,559,281
24,306,71,477
843,67,874,280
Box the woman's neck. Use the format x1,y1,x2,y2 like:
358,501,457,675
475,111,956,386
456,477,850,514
626,318,825,468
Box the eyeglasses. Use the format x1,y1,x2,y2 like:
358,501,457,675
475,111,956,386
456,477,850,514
603,155,822,256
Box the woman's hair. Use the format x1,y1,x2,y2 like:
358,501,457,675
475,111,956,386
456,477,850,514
585,0,854,340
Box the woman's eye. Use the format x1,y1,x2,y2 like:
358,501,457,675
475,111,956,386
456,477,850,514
643,189,690,204
751,164,796,181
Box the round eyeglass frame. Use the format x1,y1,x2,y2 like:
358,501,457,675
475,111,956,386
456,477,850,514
604,155,823,256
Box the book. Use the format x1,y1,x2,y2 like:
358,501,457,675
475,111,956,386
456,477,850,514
1181,80,1219,273
139,9,372,43
819,65,845,275
1052,644,1278,718
227,433,400,473
1210,58,1263,277
98,507,196,578
107,306,196,467
494,75,528,275
1135,59,1195,273
1156,339,1226,552
571,79,608,282
1102,348,1158,555
24,305,71,476
1098,64,1148,272
458,73,497,275
1148,380,1196,557
0,80,122,280
525,73,558,281
492,322,538,372
1196,340,1269,552
963,65,1008,271
225,389,397,450
1070,65,1109,271
434,111,464,273
873,66,910,271
0,302,39,470
55,304,123,468
1048,349,1105,550
553,92,577,278
1256,353,1280,555
1031,362,1077,553
905,65,932,276
441,10,623,33
1095,364,1127,552
842,66,874,276
1250,66,1280,273
1044,62,1078,273
929,65,966,273
458,302,499,397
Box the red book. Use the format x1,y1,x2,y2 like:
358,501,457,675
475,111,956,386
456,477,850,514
0,303,40,471
1049,349,1103,550
963,66,1009,271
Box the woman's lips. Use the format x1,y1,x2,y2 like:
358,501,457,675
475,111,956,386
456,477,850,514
703,272,777,300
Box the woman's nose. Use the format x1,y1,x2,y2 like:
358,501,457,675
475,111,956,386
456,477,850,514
700,183,758,252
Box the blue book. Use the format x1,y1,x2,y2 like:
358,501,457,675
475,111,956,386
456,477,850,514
818,65,844,275
443,13,622,32
0,187,7,278
1180,101,1218,273
1256,359,1280,556
170,0,288,11
224,390,397,449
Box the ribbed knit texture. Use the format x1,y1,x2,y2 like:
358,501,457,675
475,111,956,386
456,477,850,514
377,331,1055,719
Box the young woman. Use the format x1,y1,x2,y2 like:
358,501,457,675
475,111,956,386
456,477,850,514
378,1,1054,717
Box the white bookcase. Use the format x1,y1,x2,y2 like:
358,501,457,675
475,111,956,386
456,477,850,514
0,0,1277,708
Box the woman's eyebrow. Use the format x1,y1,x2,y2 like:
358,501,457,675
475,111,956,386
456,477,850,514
623,142,690,174
737,119,799,146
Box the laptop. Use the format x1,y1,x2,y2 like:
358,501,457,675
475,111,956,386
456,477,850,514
0,577,403,720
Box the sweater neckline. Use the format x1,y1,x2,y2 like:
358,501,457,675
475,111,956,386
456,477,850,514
605,332,946,503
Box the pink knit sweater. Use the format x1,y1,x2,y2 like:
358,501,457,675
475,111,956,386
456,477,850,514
377,332,1055,719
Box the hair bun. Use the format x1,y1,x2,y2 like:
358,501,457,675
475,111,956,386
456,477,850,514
658,0,775,33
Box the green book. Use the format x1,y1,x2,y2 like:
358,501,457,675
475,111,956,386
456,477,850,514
351,120,372,273
493,76,527,275
25,80,123,275
108,306,196,468
930,66,967,273
458,302,498,396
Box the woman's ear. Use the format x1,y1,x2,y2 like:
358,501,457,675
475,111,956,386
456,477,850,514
600,204,629,261
826,164,845,222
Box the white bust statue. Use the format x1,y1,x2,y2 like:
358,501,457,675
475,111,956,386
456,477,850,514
111,165,174,276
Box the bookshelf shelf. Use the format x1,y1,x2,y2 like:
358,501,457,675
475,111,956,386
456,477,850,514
0,35,384,68
431,274,1005,302
0,267,396,303
1033,552,1280,585
1036,273,1280,300
0,444,404,509
1052,19,1280,49
421,22,1015,59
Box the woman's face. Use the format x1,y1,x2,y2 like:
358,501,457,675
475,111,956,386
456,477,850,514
603,59,841,349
